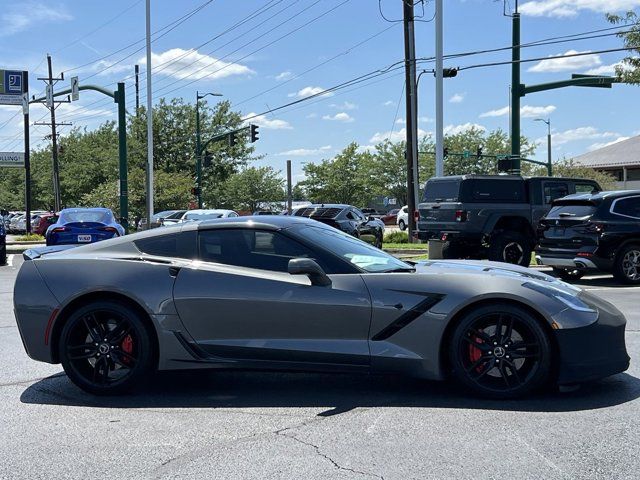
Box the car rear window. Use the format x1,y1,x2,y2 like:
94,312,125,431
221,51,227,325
423,180,460,202
60,210,114,223
546,203,597,219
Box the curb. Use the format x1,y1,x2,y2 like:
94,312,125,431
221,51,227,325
7,244,45,254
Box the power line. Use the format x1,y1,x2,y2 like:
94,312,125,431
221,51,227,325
387,80,406,143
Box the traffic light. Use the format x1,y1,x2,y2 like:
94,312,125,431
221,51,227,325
250,124,259,143
443,147,449,158
443,68,458,78
203,151,213,168
228,133,237,148
497,157,514,173
476,146,483,159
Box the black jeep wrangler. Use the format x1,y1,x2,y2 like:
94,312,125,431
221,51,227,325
416,175,601,266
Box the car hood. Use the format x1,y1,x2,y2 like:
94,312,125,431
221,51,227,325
413,259,580,295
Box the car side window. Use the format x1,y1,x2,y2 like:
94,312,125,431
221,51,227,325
351,209,365,221
346,211,356,220
575,183,596,194
543,183,569,204
229,212,238,217
612,197,640,219
136,233,183,258
198,229,318,272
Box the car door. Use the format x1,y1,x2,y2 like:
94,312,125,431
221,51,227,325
351,208,377,243
532,180,570,227
172,228,372,369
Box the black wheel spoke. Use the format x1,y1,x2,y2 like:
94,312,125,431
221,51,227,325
82,317,101,343
471,357,496,381
469,328,492,344
504,359,523,387
67,343,97,360
497,361,510,387
502,316,514,344
466,355,491,373
107,319,130,343
495,314,503,341
509,351,540,360
510,341,538,350
115,349,137,365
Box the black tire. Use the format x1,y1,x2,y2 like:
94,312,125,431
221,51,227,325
613,244,640,285
375,231,383,249
441,242,462,259
398,219,406,231
448,303,552,399
552,267,585,282
488,231,532,267
59,300,155,395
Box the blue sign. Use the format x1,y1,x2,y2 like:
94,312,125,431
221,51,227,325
0,69,26,105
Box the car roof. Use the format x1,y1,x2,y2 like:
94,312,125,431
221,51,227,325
195,215,325,230
304,204,352,209
558,190,640,202
184,209,235,214
427,175,599,182
60,207,112,213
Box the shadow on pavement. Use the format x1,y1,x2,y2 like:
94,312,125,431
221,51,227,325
20,369,640,415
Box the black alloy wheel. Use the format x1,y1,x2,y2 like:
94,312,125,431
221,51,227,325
552,267,585,282
488,231,532,267
449,303,551,398
59,301,154,395
613,244,640,285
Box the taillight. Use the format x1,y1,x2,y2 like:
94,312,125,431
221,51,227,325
414,210,420,222
455,210,468,222
51,227,67,233
577,252,593,257
99,226,119,235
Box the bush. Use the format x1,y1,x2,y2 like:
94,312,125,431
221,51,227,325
384,231,409,244
15,234,45,242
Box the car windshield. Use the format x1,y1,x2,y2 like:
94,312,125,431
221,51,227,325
184,212,223,221
294,225,412,273
59,210,114,224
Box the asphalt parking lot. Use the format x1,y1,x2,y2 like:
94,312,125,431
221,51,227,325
1,254,639,480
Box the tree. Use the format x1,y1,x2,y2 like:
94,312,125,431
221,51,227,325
219,166,285,212
533,158,617,190
607,11,640,84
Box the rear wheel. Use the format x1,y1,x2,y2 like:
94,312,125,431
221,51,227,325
613,244,640,285
398,219,406,231
59,300,154,395
488,231,532,267
552,267,585,282
375,231,383,249
448,303,552,399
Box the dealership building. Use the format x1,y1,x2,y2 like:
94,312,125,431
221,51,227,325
572,135,640,190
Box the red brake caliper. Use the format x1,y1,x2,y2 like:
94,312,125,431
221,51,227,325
121,334,134,365
468,334,484,372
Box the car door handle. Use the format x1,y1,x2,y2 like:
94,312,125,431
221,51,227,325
168,266,181,277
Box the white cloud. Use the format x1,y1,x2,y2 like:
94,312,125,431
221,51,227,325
549,126,618,145
322,112,354,123
306,113,318,119
1,2,72,37
520,0,640,18
329,101,357,110
528,50,601,73
140,48,253,81
288,86,333,98
276,145,332,157
419,116,434,123
396,118,406,125
357,144,377,153
275,71,293,81
369,127,429,144
585,60,634,75
444,123,486,135
588,136,631,151
90,59,133,76
449,93,465,103
242,113,292,130
383,100,395,107
480,105,556,118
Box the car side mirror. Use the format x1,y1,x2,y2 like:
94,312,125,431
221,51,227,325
288,258,332,287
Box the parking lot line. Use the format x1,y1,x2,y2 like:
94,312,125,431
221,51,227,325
7,255,13,267
583,286,640,291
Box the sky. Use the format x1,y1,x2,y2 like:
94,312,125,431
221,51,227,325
1,0,640,184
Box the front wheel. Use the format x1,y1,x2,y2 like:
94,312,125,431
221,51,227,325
613,244,640,285
59,300,154,395
398,219,406,231
448,303,552,399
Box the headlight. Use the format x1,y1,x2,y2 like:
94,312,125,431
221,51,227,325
522,281,595,313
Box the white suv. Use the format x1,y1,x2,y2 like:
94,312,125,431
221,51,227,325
396,205,409,231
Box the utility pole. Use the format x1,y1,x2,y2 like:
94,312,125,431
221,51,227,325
195,91,223,208
534,117,552,176
435,0,444,177
286,160,292,214
145,0,154,227
403,0,419,242
135,64,140,112
510,1,521,174
35,54,71,212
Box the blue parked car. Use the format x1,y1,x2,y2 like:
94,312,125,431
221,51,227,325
46,208,125,246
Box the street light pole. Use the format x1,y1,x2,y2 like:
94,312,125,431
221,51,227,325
534,118,552,176
195,91,222,208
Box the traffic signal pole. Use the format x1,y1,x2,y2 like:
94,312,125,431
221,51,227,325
435,0,444,177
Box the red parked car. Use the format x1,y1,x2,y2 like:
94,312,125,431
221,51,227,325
32,212,58,236
380,208,400,225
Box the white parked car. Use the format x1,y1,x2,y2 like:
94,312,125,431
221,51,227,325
396,205,409,231
178,209,239,223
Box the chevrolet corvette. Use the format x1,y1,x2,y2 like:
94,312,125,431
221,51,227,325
14,216,629,397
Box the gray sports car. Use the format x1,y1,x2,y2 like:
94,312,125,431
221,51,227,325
14,216,629,398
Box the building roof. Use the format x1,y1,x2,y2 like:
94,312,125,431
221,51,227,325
572,135,640,169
